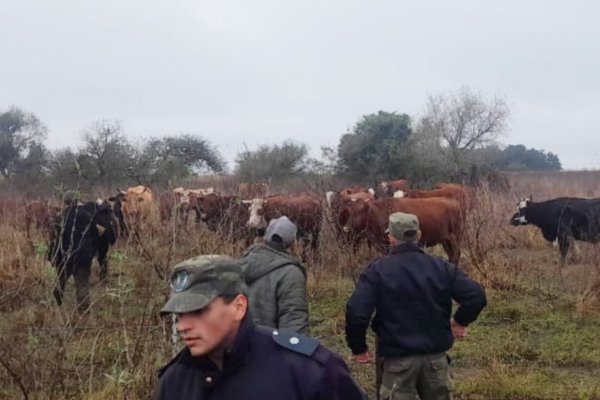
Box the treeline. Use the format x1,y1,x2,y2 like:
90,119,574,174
0,87,561,196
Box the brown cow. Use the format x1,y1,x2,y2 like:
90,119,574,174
23,200,61,237
380,179,410,197
247,195,322,252
237,182,268,200
158,190,191,226
111,185,154,232
326,188,376,247
339,197,462,264
195,193,254,245
401,183,470,211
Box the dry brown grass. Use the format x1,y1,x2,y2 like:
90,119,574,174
1,171,600,399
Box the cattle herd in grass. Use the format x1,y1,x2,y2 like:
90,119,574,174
2,179,600,312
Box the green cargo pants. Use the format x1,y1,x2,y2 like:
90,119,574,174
379,353,451,400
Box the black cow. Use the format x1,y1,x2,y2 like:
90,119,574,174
107,192,128,236
510,197,600,265
48,201,117,312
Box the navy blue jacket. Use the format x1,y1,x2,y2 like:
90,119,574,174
155,315,365,400
346,242,486,357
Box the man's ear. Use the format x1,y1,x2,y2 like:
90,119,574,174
232,294,248,321
388,234,397,246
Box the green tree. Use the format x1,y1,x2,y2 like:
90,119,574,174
136,134,225,186
235,141,309,184
337,111,412,183
495,144,562,171
0,107,47,179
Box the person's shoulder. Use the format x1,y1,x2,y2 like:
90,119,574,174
241,243,262,259
255,326,331,365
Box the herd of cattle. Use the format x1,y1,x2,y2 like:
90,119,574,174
2,178,600,312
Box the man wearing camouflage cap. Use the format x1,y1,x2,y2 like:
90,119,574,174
154,255,365,400
345,213,487,400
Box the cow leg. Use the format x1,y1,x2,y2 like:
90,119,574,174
74,257,93,313
558,234,570,268
97,243,109,283
442,240,461,266
53,262,68,307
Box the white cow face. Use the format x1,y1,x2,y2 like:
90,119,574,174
247,198,267,228
511,198,530,225
393,190,405,198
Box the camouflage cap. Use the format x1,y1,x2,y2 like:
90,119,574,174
160,255,246,315
387,212,420,242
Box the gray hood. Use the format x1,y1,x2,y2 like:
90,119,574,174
241,244,305,284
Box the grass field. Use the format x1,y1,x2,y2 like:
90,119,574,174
1,171,600,399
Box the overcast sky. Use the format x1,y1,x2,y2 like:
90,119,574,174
1,0,599,170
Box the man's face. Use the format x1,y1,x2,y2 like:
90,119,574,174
176,295,247,357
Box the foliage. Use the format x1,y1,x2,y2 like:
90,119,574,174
135,134,226,186
235,141,310,184
337,111,413,183
0,107,47,179
494,144,562,171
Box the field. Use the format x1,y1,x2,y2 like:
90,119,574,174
1,171,600,399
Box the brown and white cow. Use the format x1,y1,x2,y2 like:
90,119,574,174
339,197,463,264
380,179,410,197
247,194,322,251
195,193,254,245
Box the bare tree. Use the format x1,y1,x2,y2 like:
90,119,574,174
80,119,136,187
423,87,509,170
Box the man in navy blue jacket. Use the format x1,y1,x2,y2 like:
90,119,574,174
155,254,365,400
346,212,487,400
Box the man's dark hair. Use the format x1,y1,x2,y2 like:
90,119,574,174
403,230,418,241
268,234,291,250
220,294,244,305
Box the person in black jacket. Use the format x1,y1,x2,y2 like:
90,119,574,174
346,212,487,400
155,255,365,400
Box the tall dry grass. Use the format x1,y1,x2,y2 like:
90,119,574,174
0,171,600,398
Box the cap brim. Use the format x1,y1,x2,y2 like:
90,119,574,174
160,292,216,316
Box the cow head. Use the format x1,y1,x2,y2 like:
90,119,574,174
247,198,267,229
510,197,531,226
393,190,405,198
194,193,220,222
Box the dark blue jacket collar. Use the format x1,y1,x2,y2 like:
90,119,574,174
389,242,423,255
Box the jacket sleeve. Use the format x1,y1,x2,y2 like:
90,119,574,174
318,352,367,400
276,265,310,335
345,263,378,355
448,264,487,326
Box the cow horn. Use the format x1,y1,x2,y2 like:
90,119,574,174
96,224,106,236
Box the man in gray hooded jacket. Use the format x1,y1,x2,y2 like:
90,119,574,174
240,216,309,335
